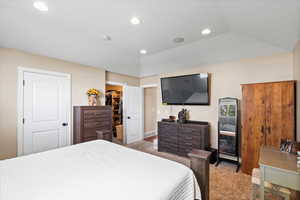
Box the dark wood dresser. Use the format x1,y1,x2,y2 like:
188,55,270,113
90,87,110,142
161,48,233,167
73,106,113,144
158,121,210,157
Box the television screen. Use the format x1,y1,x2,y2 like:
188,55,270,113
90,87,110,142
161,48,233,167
161,73,209,105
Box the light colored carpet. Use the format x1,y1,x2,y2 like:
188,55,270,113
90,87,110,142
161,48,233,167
125,140,252,200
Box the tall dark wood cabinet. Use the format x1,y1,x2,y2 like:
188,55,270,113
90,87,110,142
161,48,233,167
73,106,113,144
241,81,296,175
158,121,210,157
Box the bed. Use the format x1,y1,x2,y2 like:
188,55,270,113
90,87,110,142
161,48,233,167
0,140,207,200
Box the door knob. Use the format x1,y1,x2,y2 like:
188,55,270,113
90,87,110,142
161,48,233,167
62,123,68,126
127,116,131,119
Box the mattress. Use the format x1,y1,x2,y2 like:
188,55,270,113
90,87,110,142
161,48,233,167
0,140,201,200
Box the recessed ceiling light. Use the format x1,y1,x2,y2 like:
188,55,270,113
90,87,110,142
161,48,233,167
131,17,141,25
103,35,112,41
140,49,147,55
33,1,48,12
173,37,185,43
201,28,211,35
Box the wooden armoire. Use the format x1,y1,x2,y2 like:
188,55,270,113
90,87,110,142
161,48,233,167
241,80,296,175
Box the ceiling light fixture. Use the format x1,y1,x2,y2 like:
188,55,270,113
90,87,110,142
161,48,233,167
33,1,49,12
140,49,147,55
201,28,211,35
130,17,141,25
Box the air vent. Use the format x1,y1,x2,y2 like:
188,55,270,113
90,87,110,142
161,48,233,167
173,37,185,43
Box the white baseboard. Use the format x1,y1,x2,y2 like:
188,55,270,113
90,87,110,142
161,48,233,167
144,130,156,138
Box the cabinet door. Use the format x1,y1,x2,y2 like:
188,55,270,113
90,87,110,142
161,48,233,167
241,84,266,175
265,82,295,147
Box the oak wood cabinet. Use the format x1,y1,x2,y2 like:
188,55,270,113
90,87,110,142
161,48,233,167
241,81,296,175
73,106,113,144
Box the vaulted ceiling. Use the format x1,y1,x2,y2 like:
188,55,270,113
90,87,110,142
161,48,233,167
0,0,299,77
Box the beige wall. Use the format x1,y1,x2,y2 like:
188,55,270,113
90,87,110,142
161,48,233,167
293,41,300,142
141,53,294,148
0,48,106,159
0,47,296,159
140,75,160,86
106,71,140,86
144,87,157,135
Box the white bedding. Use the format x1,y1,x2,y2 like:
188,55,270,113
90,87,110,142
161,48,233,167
0,140,201,200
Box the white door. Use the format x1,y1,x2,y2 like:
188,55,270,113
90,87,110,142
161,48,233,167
23,71,70,155
124,86,143,144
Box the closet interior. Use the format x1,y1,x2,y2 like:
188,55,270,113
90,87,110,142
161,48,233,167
105,84,123,143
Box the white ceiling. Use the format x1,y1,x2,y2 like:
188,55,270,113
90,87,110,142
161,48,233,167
0,0,299,77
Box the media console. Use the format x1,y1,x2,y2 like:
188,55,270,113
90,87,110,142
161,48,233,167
158,120,210,157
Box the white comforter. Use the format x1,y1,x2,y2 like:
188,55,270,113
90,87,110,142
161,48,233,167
0,140,201,200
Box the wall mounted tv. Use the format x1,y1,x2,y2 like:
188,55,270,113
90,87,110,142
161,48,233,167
161,73,210,105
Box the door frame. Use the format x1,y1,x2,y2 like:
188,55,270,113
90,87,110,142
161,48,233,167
106,81,144,144
141,84,158,139
17,67,72,156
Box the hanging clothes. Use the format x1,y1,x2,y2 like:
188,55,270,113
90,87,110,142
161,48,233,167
106,93,112,105
118,99,123,124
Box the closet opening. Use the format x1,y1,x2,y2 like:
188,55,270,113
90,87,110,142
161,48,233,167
105,84,123,144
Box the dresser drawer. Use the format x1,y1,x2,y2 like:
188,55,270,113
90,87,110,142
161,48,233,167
84,121,111,129
84,116,111,123
158,123,177,133
83,129,97,138
159,133,177,141
83,110,111,120
178,134,193,140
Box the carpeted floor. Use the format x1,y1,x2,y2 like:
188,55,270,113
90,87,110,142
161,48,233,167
125,140,252,200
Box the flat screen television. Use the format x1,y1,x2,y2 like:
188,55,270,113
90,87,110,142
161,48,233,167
161,73,209,105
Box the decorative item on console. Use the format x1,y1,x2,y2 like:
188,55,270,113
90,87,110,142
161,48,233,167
280,140,300,170
178,108,188,123
280,139,300,153
86,88,101,106
169,115,176,121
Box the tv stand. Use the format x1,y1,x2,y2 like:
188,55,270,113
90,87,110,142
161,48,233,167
158,120,210,157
